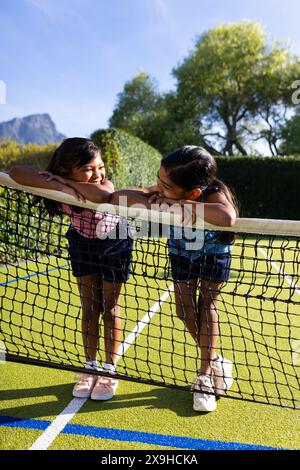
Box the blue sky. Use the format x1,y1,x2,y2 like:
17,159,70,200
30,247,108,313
1,0,300,137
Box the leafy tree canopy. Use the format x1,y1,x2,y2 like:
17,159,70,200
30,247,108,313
109,21,300,156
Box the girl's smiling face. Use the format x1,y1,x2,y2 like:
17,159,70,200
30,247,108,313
156,165,200,200
69,154,106,184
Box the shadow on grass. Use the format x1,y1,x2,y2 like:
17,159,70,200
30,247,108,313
0,381,216,420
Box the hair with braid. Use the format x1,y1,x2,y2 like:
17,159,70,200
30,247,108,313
161,145,239,216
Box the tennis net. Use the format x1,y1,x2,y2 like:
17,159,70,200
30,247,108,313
0,172,299,409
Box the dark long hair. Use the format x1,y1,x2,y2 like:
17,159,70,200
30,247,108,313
41,138,101,216
161,145,239,216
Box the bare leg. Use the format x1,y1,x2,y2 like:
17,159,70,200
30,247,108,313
198,280,221,375
76,274,103,363
102,280,123,365
173,279,221,375
173,280,199,343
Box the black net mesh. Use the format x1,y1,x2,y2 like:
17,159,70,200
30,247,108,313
0,184,299,409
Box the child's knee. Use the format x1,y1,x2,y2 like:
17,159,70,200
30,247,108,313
103,304,120,321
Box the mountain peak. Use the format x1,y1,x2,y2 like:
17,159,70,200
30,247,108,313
0,113,66,145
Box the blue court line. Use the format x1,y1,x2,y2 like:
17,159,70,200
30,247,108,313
0,416,282,450
0,264,69,287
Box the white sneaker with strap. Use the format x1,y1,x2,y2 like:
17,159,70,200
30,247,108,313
90,362,118,400
91,376,119,400
193,375,217,412
211,355,234,396
72,374,98,399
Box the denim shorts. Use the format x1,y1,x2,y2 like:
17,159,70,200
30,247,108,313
169,252,231,283
66,226,133,283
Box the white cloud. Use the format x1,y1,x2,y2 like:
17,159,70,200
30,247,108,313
151,0,176,35
147,0,186,55
25,0,52,16
24,0,89,26
152,0,171,22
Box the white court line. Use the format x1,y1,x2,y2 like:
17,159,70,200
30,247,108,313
28,397,85,451
258,247,300,297
119,285,174,357
29,284,174,450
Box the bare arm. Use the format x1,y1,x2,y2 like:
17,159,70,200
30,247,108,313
111,189,236,226
11,165,153,205
62,178,114,204
10,165,66,191
186,192,236,227
147,191,236,226
116,185,158,194
110,189,157,208
9,166,101,203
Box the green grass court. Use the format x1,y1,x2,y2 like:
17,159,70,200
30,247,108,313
0,363,299,450
0,236,299,450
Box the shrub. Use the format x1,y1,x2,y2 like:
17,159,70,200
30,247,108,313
91,128,162,189
0,139,55,172
216,155,300,219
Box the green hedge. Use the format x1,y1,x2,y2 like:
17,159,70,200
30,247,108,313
1,136,299,227
0,140,55,172
215,156,300,220
91,128,162,189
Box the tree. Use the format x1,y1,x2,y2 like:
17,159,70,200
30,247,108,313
109,72,166,151
160,91,220,155
252,55,300,156
109,75,220,155
173,21,300,155
279,108,300,155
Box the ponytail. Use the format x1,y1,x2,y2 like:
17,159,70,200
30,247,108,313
161,146,239,218
205,177,239,218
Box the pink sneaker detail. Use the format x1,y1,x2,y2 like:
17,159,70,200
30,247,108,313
72,374,97,399
91,376,119,401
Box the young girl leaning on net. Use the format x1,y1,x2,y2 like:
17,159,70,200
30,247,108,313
45,144,238,413
9,137,134,402
148,146,238,413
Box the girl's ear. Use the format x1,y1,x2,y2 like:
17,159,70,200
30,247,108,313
188,187,202,200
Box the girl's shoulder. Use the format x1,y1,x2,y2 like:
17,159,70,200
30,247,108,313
200,184,220,201
200,185,233,207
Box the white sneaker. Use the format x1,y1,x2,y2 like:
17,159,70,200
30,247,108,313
100,362,117,375
211,355,233,396
72,374,97,399
193,375,216,412
91,376,119,400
